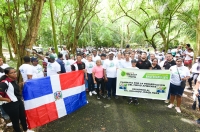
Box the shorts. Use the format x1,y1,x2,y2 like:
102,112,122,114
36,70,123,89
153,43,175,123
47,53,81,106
170,83,184,96
184,60,192,66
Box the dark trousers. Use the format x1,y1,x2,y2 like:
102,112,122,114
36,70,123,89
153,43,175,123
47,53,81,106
2,100,27,132
95,77,105,96
107,78,116,97
88,73,94,92
188,73,199,88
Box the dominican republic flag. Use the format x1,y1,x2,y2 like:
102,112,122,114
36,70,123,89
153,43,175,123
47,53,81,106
22,70,87,129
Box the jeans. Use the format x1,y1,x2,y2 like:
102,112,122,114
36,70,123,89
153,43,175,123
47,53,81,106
95,77,105,96
107,78,116,97
88,73,94,92
188,73,199,88
0,105,9,120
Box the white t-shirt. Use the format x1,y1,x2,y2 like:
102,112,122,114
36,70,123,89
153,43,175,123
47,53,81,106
44,58,61,76
197,75,200,90
121,60,131,68
32,64,44,78
185,51,194,60
86,61,95,74
92,55,101,63
191,63,200,73
63,59,75,72
19,64,34,82
116,59,123,68
170,65,190,86
0,64,9,69
81,58,87,63
103,59,118,78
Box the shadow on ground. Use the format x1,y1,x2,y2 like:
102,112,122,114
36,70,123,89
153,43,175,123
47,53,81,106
37,93,200,132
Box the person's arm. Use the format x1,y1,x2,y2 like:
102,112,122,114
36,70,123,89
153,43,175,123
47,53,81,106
0,97,11,102
92,72,96,84
104,69,107,82
194,79,200,96
27,75,33,79
33,51,44,60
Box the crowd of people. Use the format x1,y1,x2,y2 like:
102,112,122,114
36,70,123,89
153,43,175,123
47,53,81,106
0,43,200,131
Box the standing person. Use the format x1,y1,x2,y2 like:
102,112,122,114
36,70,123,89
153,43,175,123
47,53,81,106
151,58,161,70
86,55,96,96
71,53,87,91
92,60,105,99
149,54,156,63
51,48,58,59
33,52,61,76
19,56,34,82
128,59,139,105
163,53,176,103
0,57,9,69
188,57,200,89
167,58,190,113
194,75,200,123
56,53,66,73
116,53,123,68
103,52,118,100
61,46,68,60
100,53,107,65
92,49,101,63
31,57,44,78
136,52,152,69
122,52,131,68
184,48,194,69
0,67,34,132
163,53,176,70
63,54,75,72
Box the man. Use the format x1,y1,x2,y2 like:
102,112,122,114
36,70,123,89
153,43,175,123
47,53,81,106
116,53,123,68
31,57,44,78
92,49,101,63
136,52,152,69
61,46,68,60
71,53,87,74
0,57,9,69
100,53,107,65
56,53,66,73
63,54,75,72
51,48,58,59
149,53,156,63
163,53,176,70
19,56,34,82
103,52,118,100
130,51,136,60
34,52,61,76
122,52,131,68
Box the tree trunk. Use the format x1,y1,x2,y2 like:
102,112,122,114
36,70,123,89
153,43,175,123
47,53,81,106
197,2,200,56
49,0,58,54
0,36,6,62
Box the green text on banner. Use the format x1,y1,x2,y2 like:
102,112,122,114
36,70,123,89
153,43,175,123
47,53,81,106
116,68,171,100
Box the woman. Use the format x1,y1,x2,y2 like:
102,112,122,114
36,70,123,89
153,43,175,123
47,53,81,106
184,48,194,69
167,58,190,113
0,67,33,132
86,55,96,96
188,57,200,89
151,58,161,70
92,60,106,99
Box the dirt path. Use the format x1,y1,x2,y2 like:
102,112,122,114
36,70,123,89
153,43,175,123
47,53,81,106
37,94,200,132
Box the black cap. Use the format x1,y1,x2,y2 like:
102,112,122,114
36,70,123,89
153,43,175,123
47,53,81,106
100,53,106,57
31,57,38,62
131,59,137,63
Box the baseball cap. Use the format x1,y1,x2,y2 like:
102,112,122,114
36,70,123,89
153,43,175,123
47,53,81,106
131,59,137,63
100,53,106,57
31,57,38,62
175,54,180,57
49,54,56,59
108,52,115,55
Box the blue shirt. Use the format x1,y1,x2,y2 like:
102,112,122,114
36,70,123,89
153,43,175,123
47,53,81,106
56,58,66,73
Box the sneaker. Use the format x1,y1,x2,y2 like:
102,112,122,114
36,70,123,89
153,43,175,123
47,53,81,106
128,99,133,104
6,122,12,127
134,99,139,105
175,107,181,113
89,92,92,96
164,100,169,103
115,96,119,99
25,129,35,132
101,95,107,98
107,97,111,100
167,104,174,108
92,91,97,95
97,96,100,99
